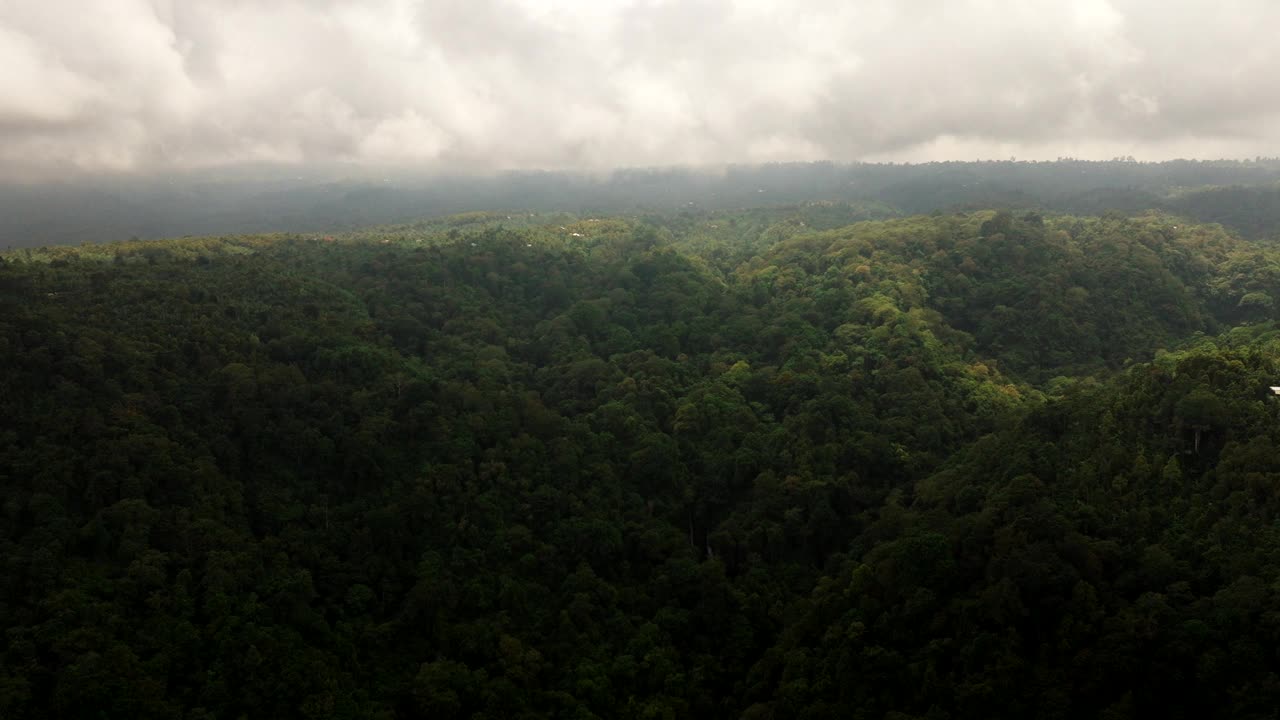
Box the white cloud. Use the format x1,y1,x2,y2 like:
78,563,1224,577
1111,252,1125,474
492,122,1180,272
1,0,1279,176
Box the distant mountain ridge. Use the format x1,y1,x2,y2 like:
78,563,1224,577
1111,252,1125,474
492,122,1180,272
6,159,1280,248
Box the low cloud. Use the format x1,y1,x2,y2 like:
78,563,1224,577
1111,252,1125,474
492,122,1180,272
2,0,1279,177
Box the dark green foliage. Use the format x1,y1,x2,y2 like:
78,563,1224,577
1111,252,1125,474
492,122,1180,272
4,210,1280,718
1170,184,1280,240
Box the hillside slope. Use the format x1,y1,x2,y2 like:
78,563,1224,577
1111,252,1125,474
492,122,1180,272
3,212,1280,718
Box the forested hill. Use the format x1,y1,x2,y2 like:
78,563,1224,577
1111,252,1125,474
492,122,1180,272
5,210,1280,718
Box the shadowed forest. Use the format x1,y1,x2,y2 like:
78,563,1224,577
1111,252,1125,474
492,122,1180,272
6,202,1280,718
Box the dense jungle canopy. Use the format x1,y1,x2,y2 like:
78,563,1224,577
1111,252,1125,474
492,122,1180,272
5,205,1280,718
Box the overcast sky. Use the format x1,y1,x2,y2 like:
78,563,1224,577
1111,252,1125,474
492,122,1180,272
2,0,1278,177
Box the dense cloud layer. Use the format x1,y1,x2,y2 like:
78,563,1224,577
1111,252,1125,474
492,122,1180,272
2,0,1278,176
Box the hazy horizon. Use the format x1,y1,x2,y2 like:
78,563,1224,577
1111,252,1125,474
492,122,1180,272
5,156,1280,189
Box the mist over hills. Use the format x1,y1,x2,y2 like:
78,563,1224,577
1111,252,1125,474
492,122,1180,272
7,158,1280,249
